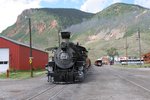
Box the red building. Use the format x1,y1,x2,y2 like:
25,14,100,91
0,36,48,72
143,52,150,64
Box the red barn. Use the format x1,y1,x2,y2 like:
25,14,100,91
0,36,48,72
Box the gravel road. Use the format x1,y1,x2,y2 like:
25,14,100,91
1,65,150,100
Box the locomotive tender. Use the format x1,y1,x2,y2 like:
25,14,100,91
46,31,91,83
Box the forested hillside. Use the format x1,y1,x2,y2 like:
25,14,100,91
1,8,93,48
65,3,150,60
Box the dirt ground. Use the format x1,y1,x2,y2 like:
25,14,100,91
1,65,150,100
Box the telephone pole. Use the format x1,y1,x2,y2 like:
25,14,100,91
125,34,128,65
26,16,33,77
137,28,142,67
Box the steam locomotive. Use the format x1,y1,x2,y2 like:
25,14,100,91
45,32,91,83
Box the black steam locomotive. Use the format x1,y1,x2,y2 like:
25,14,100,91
45,32,91,83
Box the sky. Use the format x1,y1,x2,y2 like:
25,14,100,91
0,0,150,33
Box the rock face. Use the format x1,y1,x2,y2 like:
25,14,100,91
36,22,46,34
1,8,93,48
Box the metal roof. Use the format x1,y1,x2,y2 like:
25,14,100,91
0,35,46,53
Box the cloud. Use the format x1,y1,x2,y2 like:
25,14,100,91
0,0,41,33
80,0,121,13
112,0,121,3
0,0,125,33
0,0,82,33
134,0,150,9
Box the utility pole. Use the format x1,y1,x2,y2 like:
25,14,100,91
125,34,128,65
138,28,142,67
26,17,33,77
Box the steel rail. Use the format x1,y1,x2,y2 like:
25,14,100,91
108,67,150,93
48,85,68,100
26,84,57,100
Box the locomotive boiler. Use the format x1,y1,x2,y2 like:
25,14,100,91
45,31,91,83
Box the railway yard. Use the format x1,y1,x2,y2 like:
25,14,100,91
1,65,150,100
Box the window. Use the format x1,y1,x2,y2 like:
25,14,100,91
0,62,3,64
4,61,8,64
0,61,8,64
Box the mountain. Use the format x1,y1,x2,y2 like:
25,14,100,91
1,8,94,48
1,3,150,61
66,3,150,60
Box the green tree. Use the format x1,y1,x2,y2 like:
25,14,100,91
106,47,119,62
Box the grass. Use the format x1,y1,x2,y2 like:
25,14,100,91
0,70,46,79
116,63,150,68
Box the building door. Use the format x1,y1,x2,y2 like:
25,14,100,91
0,48,9,72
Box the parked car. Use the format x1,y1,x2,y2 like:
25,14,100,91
94,59,103,66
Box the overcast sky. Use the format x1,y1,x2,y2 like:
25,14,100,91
0,0,150,33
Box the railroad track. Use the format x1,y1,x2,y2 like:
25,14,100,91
26,84,56,100
26,84,68,100
107,67,150,93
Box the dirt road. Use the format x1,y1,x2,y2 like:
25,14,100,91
1,65,150,100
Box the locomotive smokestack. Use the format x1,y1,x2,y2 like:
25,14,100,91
61,31,71,43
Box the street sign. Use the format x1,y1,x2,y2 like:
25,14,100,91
29,57,33,64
